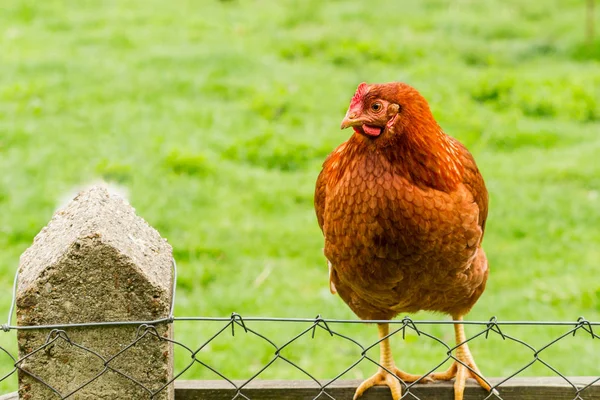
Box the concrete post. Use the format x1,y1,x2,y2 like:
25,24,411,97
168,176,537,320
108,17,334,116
16,187,174,399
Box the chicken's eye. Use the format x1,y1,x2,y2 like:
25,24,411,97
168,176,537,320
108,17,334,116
371,102,382,112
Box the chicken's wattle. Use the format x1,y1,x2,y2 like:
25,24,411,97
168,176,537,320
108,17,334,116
362,124,382,136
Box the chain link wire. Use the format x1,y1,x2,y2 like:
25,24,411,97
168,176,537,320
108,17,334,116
1,260,599,399
3,315,600,399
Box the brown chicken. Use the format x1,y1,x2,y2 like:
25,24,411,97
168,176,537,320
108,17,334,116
314,82,491,400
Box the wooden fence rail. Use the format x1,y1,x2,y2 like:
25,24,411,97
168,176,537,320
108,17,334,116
2,377,600,400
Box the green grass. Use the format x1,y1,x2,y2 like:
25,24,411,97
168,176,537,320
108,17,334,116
1,0,600,394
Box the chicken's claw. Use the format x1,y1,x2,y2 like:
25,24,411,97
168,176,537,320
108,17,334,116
428,358,492,400
353,368,429,400
394,367,433,384
355,323,433,399
353,369,403,400
426,317,495,400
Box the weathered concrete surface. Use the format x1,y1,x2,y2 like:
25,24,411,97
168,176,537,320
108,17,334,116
16,187,174,399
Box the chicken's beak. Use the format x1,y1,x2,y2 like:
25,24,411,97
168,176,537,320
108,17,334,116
340,112,360,130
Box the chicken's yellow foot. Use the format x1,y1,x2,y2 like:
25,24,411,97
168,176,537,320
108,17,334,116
354,323,431,400
428,316,494,400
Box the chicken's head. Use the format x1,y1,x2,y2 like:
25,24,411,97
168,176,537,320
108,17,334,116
340,82,436,141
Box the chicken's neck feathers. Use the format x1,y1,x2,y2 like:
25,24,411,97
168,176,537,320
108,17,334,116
336,128,464,192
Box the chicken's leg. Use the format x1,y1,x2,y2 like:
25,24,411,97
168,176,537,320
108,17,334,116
354,323,430,400
429,315,493,400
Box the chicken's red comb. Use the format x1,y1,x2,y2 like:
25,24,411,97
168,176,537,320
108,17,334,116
350,82,368,108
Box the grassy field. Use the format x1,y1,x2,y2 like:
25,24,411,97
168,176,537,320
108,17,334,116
1,0,600,394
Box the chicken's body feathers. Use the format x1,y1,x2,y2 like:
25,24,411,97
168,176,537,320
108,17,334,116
315,127,488,320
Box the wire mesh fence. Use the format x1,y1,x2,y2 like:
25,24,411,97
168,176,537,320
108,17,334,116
1,314,600,399
2,260,600,399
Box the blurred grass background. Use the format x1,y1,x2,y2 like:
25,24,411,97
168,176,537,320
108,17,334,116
1,0,600,394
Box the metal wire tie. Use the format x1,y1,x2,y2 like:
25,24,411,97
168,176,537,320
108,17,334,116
312,315,334,338
401,316,421,338
230,313,248,336
574,316,595,339
486,316,506,340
